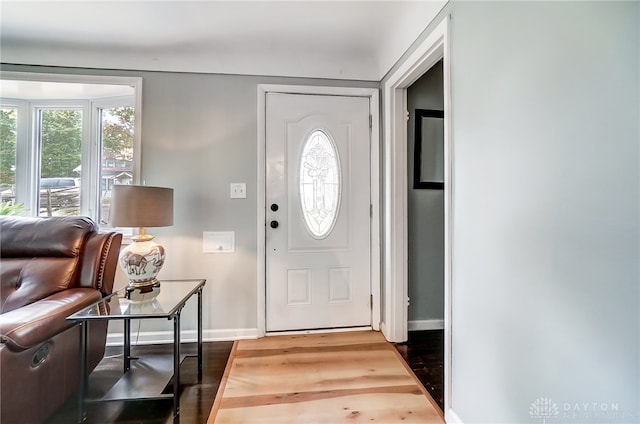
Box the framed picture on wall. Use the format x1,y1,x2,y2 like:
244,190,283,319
414,108,445,189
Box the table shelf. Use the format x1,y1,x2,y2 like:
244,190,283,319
89,354,187,403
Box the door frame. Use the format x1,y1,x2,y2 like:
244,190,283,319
257,84,380,337
381,16,454,419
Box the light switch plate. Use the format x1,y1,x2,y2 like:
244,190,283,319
230,183,246,199
203,231,235,253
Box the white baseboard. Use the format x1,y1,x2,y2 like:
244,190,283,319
408,319,444,331
445,408,464,424
106,328,259,346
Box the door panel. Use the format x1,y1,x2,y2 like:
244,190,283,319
266,93,371,332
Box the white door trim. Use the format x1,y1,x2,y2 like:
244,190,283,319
381,16,454,419
257,84,380,337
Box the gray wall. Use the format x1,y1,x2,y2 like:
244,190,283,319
385,1,639,422
0,64,378,336
3,1,639,420
407,63,445,322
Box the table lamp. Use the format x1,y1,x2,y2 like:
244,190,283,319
110,185,174,292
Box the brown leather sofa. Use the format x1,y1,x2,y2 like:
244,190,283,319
0,216,122,424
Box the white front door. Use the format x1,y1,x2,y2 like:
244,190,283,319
266,92,371,332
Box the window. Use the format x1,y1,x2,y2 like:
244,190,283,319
298,129,341,239
97,103,135,225
0,73,141,227
0,107,18,204
38,108,83,217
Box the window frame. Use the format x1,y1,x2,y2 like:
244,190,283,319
0,72,142,227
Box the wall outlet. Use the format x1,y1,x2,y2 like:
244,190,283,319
230,183,246,199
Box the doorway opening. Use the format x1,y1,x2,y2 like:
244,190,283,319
407,61,445,333
403,59,445,410
381,15,453,421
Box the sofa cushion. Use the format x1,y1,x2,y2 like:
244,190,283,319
0,216,98,313
0,216,97,258
1,258,78,313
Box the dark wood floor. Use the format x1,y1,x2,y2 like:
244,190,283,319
46,331,442,423
46,341,233,424
395,330,445,411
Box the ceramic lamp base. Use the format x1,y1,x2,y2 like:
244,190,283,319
118,235,166,291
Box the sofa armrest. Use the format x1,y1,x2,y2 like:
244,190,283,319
79,231,122,297
0,288,101,352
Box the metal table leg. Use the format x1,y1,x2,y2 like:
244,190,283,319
197,287,203,379
124,318,131,372
77,321,88,423
173,311,181,416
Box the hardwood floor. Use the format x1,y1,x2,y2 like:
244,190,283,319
46,341,233,424
45,331,443,423
210,331,443,424
395,330,445,412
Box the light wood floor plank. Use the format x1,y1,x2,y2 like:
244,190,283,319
208,330,444,424
236,331,386,351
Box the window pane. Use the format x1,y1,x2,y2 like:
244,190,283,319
0,107,17,205
100,106,135,225
39,109,81,217
299,129,341,239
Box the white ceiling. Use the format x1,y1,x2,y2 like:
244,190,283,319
0,1,446,81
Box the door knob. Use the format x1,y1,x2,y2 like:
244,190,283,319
270,220,279,229
270,203,279,212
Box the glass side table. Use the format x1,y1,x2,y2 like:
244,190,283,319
67,279,206,423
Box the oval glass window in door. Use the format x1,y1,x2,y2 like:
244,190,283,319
299,130,341,239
